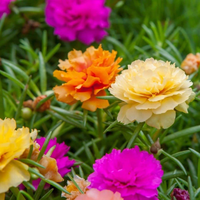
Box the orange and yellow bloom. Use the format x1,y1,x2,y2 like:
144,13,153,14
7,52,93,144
0,118,32,198
53,45,122,111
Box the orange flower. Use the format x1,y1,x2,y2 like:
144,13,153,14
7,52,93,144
53,45,122,111
181,53,200,74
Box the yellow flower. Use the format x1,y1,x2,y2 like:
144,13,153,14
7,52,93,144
109,58,195,129
0,118,31,197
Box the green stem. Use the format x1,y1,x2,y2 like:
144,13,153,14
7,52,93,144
96,109,103,138
127,122,145,148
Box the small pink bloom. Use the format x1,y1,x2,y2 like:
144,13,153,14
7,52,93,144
45,0,111,45
33,137,75,189
75,188,123,200
0,0,14,19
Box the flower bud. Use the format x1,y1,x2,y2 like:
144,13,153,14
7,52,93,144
150,138,161,154
21,107,33,120
171,188,190,200
33,95,51,112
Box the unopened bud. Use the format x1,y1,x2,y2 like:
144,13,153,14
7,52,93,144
171,188,190,200
33,95,51,112
21,107,33,120
150,138,161,154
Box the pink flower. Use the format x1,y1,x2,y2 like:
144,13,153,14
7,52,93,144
33,137,75,189
0,0,14,19
75,188,124,200
88,146,163,200
45,0,111,45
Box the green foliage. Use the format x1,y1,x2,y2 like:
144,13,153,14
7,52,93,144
1,0,200,199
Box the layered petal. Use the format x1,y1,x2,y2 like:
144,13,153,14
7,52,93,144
53,45,122,111
0,160,30,193
109,58,195,129
45,0,111,44
88,146,163,200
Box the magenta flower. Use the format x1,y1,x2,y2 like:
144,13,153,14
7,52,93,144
45,0,111,45
0,0,14,19
88,146,163,200
33,137,75,189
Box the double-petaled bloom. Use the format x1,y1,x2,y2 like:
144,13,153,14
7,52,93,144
109,58,195,129
53,45,122,112
0,0,14,19
0,118,32,199
45,0,111,45
88,146,163,200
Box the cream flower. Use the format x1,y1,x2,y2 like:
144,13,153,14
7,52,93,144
109,58,195,129
0,118,31,197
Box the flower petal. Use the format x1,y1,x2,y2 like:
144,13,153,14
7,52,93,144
0,160,30,193
146,110,176,129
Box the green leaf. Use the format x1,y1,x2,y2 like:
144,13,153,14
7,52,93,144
17,191,34,200
19,159,45,169
15,76,31,120
1,59,40,96
96,96,118,100
47,110,85,129
37,121,62,161
39,189,54,200
103,120,118,134
38,52,47,94
42,31,47,56
160,149,187,175
68,174,84,194
160,150,191,164
83,142,95,165
45,43,61,62
161,125,200,143
74,138,101,157
162,171,185,181
50,106,82,120
34,180,46,200
106,36,132,60
126,122,145,148
0,70,34,99
188,176,195,200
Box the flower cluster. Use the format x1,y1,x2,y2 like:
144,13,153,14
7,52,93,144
87,146,163,200
0,0,14,19
0,118,32,198
45,0,111,45
181,53,200,75
21,137,75,189
53,45,122,111
109,58,195,129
